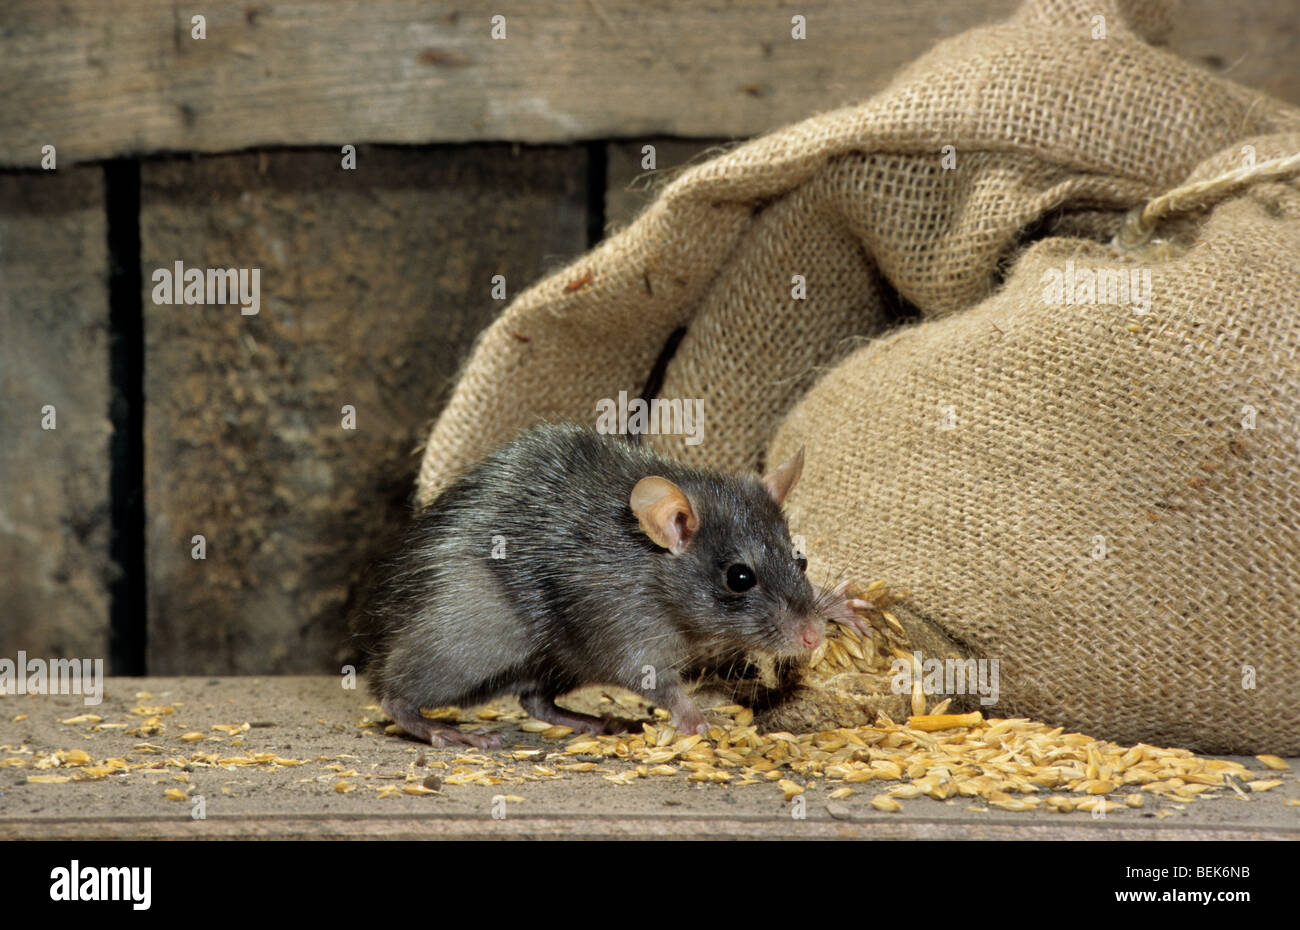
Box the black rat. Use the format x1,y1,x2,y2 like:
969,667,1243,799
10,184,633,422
353,423,869,747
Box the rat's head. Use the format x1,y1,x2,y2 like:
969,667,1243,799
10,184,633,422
629,448,825,658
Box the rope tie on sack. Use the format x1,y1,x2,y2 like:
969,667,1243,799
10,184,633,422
1114,150,1300,249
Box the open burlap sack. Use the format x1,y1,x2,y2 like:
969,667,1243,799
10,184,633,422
416,0,1300,753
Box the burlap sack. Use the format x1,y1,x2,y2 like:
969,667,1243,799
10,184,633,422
416,0,1300,753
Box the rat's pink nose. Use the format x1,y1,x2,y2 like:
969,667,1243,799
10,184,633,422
800,624,823,650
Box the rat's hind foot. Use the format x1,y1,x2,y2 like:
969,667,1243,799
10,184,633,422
519,692,627,735
382,698,503,749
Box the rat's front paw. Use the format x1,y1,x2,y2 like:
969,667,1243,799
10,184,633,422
671,709,710,737
816,580,874,639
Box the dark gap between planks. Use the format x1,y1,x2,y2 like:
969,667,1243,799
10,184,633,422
105,158,147,676
585,141,607,250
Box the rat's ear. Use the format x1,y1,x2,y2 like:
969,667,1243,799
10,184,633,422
761,447,804,506
630,476,699,554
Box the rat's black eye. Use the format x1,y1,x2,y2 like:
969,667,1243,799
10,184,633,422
795,555,808,573
725,564,757,593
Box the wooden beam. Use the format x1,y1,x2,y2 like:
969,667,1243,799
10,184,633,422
1,0,1028,166
6,2,1297,168
5,815,1294,841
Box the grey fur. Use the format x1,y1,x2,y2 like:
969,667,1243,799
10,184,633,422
351,423,824,738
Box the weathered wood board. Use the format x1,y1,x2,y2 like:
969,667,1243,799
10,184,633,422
1168,0,1300,106
0,169,114,660
2,0,1025,165
4,0,1297,168
140,146,586,673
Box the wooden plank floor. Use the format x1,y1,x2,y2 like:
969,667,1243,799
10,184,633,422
2,677,1296,840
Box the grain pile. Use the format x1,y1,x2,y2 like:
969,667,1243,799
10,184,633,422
356,693,1294,816
697,579,977,732
3,701,316,796
5,691,1293,814
521,709,1289,815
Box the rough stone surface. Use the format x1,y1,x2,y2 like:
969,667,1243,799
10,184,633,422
0,169,114,660
140,147,587,673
